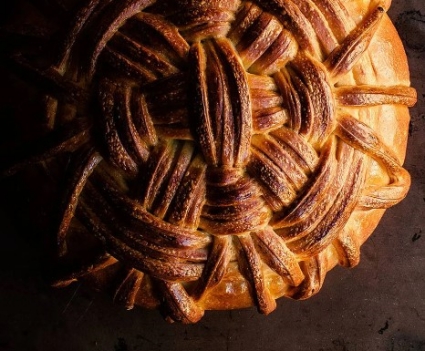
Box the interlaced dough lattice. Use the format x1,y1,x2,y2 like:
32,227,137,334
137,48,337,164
2,0,416,323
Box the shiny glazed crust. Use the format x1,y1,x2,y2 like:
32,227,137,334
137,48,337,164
1,0,416,323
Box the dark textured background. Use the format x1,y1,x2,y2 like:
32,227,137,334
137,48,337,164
1,1,424,350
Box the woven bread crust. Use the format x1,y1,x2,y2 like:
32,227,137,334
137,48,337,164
1,0,416,323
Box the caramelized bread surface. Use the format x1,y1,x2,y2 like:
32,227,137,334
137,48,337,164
1,0,416,323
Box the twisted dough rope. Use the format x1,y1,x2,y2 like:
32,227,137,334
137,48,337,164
1,0,416,323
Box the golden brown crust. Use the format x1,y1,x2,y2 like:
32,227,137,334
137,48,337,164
1,0,416,323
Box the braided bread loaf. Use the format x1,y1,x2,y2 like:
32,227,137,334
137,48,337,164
2,0,416,323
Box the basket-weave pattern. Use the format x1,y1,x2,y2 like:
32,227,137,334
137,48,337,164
3,0,416,323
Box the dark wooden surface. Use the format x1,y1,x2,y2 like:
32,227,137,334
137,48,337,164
1,1,424,350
